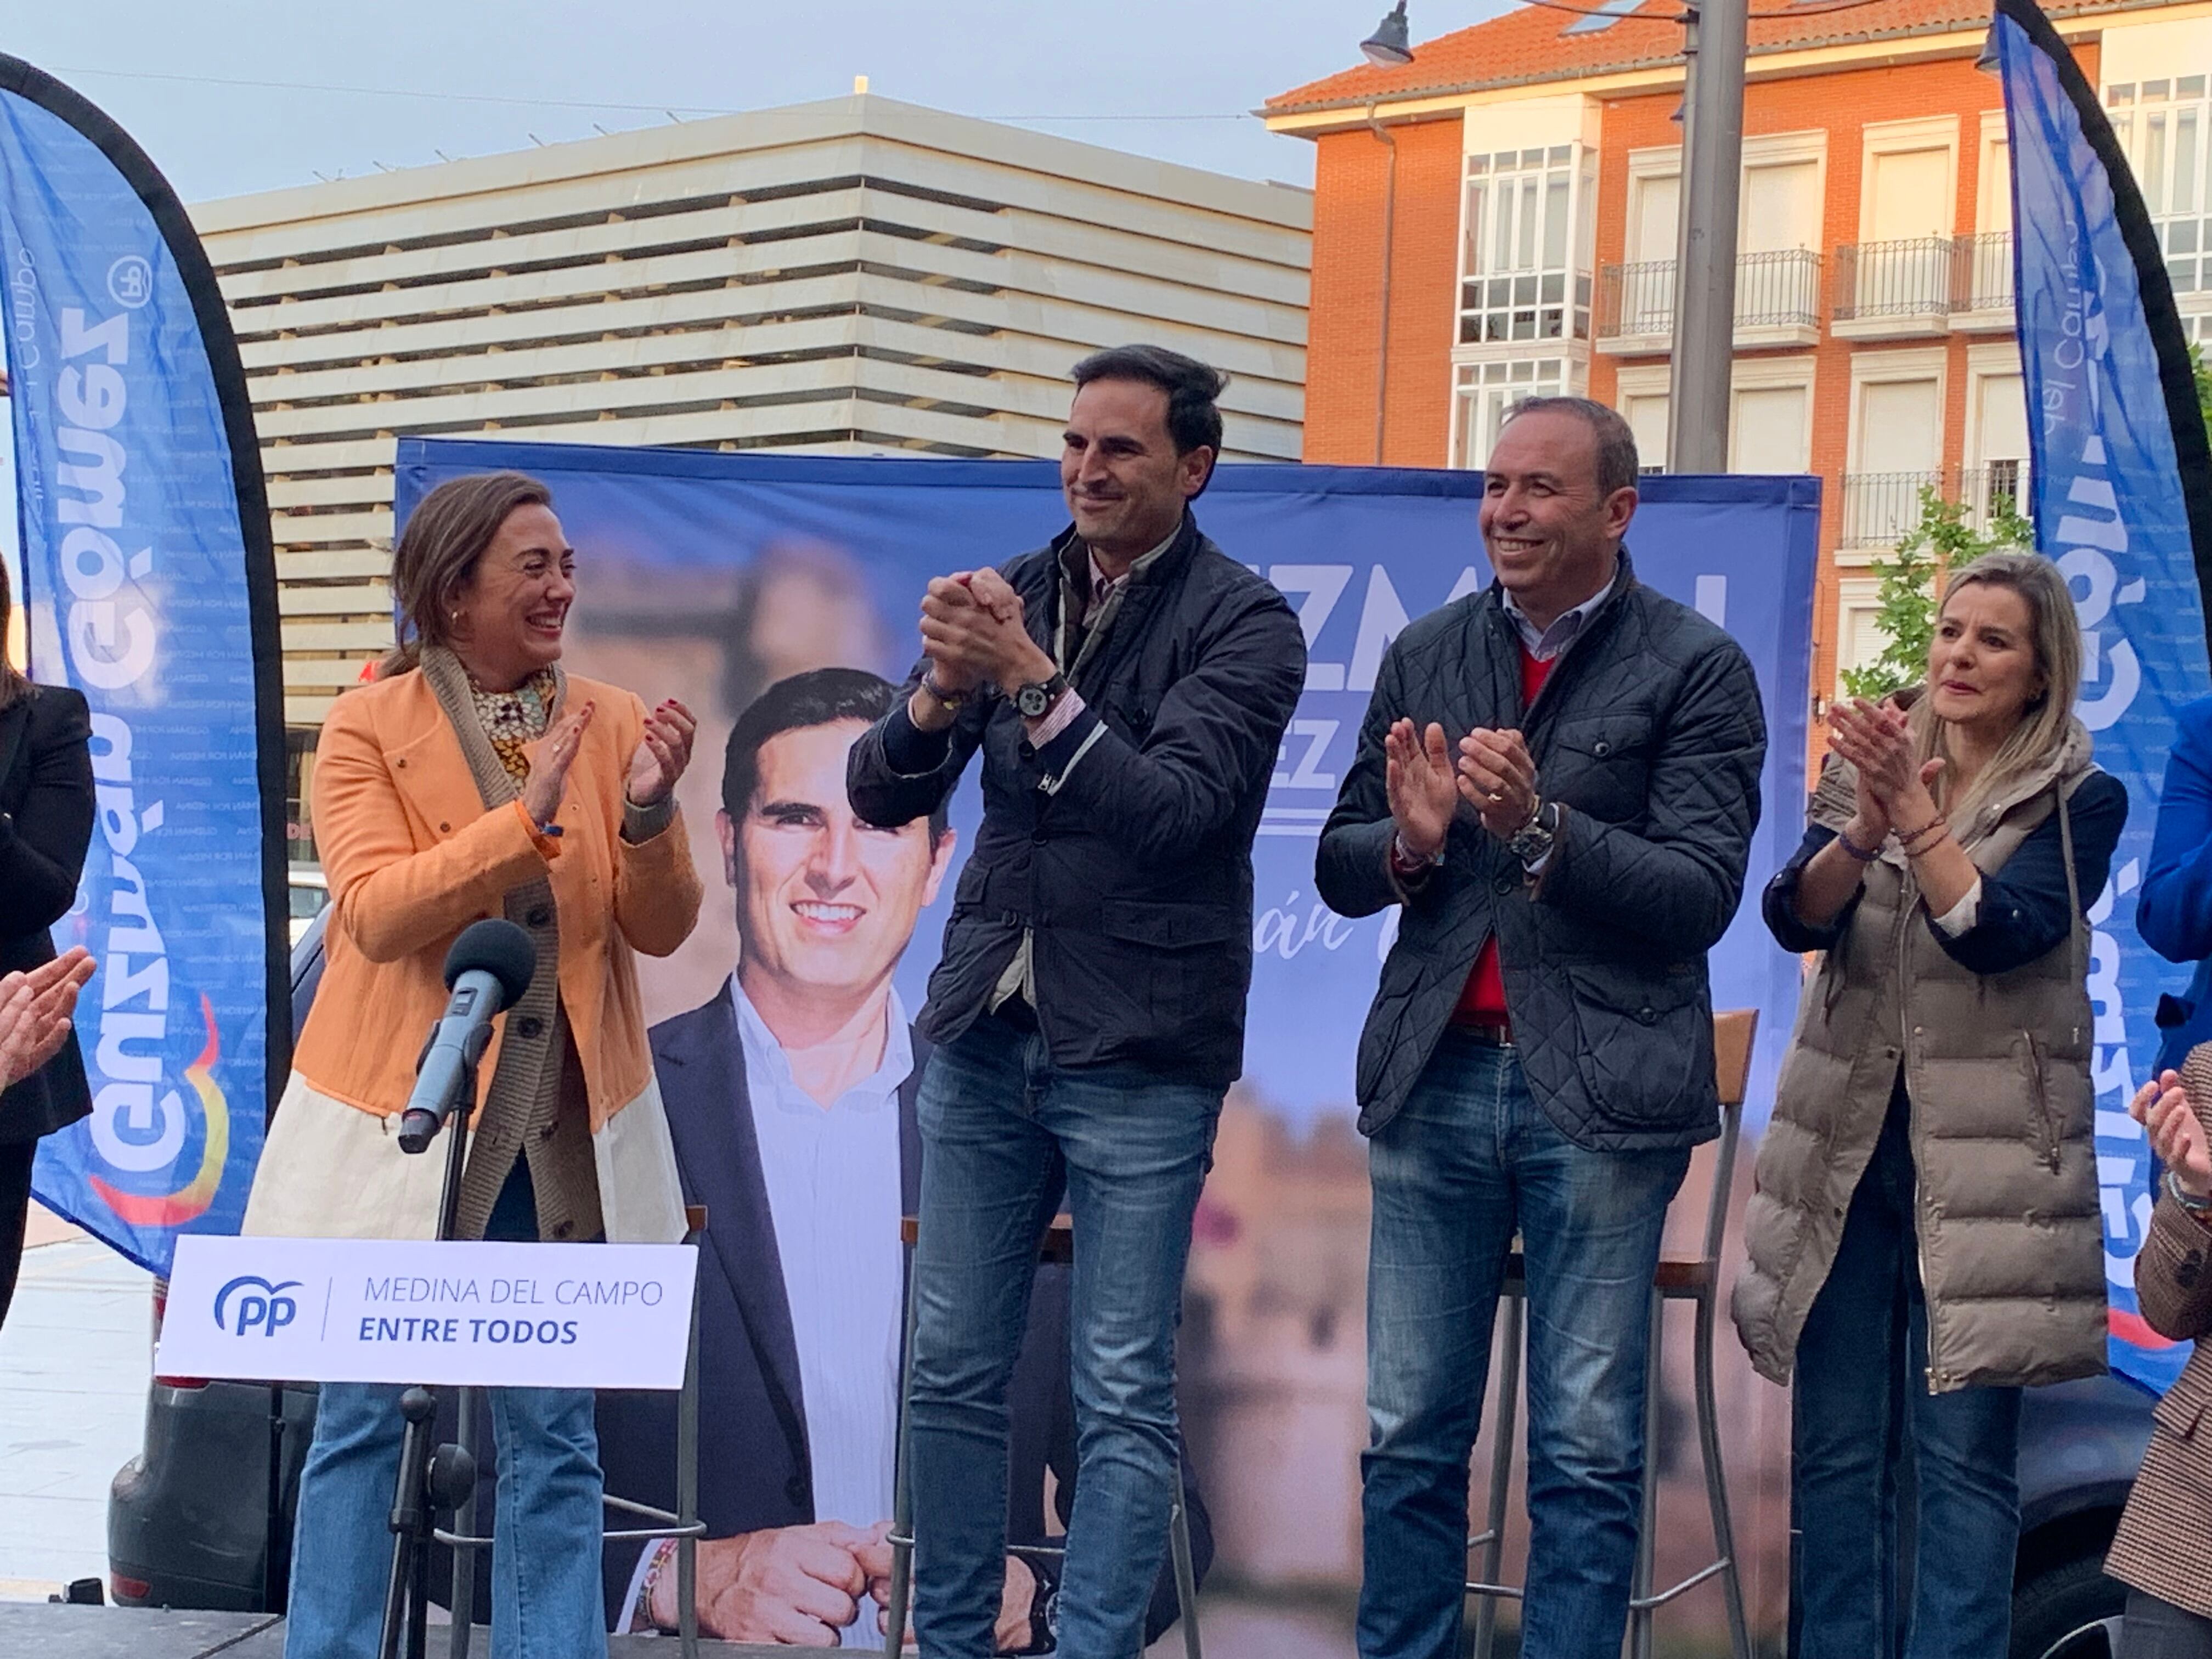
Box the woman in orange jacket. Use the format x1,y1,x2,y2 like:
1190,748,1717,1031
244,471,703,1659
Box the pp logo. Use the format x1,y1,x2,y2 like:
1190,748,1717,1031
214,1274,301,1338
106,255,152,309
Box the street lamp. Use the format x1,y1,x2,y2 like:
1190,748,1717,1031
1362,2,1414,67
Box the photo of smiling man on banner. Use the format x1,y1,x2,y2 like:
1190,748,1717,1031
595,667,1210,1650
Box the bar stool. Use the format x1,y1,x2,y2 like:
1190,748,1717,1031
439,1204,710,1659
881,1214,1204,1659
1466,1010,1758,1659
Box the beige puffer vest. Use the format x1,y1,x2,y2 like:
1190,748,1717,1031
1731,723,2107,1393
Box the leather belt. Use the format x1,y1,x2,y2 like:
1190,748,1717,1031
1448,1019,1514,1048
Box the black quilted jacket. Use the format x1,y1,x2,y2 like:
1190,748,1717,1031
848,515,1305,1088
1316,551,1765,1150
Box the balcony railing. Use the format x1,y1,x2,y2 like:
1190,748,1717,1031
1595,248,1822,343
1833,233,2016,326
1833,237,1954,321
1838,464,2027,550
1953,232,2015,315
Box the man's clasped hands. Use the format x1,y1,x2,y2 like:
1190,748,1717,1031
914,569,1058,701
661,1521,1038,1650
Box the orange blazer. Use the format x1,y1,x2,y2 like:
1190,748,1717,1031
293,667,701,1132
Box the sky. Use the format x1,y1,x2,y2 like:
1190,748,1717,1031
4,1,1517,206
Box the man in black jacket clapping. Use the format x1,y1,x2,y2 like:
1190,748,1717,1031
1318,398,1765,1659
848,346,1302,1659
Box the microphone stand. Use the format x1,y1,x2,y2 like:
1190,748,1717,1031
376,1042,483,1659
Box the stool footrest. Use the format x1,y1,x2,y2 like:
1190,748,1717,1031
1630,1556,1731,1610
601,1522,708,1543
1462,1581,1526,1601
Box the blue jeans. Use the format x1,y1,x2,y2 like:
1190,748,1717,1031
285,1161,608,1659
1790,1084,2022,1659
1359,1031,1689,1659
906,1011,1221,1659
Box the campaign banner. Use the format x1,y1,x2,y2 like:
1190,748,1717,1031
157,1234,698,1390
1996,0,2212,1393
394,442,1820,1130
388,439,1818,1636
0,57,287,1273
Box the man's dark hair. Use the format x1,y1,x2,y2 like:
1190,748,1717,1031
1502,396,1640,496
722,667,950,840
1071,345,1228,478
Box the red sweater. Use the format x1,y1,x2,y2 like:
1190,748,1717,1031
1451,646,1554,1029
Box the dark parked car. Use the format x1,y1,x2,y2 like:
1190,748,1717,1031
106,902,325,1611
2007,1373,2156,1659
110,909,2162,1652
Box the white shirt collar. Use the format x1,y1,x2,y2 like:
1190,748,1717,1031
730,980,912,1116
1500,558,1620,663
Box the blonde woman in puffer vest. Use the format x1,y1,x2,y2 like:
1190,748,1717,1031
1731,550,2126,1659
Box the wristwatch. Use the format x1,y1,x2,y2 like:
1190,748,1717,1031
1015,671,1070,720
1506,798,1560,866
2167,1167,2212,1218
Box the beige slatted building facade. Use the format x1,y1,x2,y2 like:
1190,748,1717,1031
187,92,1311,796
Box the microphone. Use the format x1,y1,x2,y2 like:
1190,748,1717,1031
397,920,539,1154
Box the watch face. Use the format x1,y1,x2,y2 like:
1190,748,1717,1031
1017,684,1049,718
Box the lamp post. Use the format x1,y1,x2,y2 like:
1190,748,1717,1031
1362,4,1413,462
1362,2,1414,66
1667,0,1747,474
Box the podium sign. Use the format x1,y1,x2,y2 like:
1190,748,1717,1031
157,1235,698,1390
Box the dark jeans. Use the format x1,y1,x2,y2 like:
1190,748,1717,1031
0,1138,33,1329
2125,1589,2212,1659
1358,1031,1689,1659
906,1011,1221,1659
1791,1084,2022,1659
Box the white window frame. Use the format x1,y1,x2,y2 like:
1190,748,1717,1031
1842,345,1949,566
1728,354,1818,475
1449,354,1586,471
1962,340,2030,529
1975,109,2011,235
1857,115,1963,244
1611,362,1672,471
1836,574,1887,690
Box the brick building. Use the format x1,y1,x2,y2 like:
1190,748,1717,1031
1265,0,2212,701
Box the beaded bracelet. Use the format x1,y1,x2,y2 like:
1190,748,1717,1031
1834,825,1882,862
1897,816,1949,856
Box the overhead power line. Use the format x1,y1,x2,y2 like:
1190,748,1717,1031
44,64,1248,122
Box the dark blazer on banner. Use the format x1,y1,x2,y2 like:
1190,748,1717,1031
0,685,95,1146
594,983,1214,1638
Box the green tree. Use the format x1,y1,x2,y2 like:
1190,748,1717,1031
2192,339,2212,450
1838,485,2034,703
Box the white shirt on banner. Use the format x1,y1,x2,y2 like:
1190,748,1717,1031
733,981,910,1541
619,983,911,1636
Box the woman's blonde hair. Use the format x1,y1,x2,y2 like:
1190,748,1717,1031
377,471,552,678
1907,549,2082,830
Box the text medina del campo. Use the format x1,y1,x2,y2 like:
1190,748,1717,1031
362,1273,669,1308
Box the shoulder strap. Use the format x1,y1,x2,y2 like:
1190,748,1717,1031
2057,781,2085,983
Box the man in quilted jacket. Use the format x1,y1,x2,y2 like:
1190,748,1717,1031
1317,397,1765,1659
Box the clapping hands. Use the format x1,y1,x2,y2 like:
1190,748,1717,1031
0,948,94,1093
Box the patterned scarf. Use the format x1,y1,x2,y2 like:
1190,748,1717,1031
466,665,560,789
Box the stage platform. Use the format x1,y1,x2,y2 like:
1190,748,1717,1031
1,1602,778,1656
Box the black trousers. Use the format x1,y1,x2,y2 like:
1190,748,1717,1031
2128,1588,2212,1659
0,1138,37,1329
